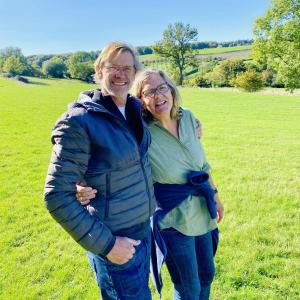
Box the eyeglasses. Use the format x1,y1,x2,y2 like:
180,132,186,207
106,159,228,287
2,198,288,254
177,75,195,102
103,64,135,75
142,83,170,98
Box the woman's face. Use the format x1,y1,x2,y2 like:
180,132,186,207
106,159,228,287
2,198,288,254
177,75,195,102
141,74,173,120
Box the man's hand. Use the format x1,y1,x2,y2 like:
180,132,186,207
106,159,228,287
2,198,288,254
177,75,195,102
76,181,97,205
107,237,141,265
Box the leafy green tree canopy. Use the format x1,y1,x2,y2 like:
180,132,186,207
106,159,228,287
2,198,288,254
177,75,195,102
2,55,27,76
0,47,25,72
253,0,300,90
42,56,67,78
153,22,198,85
0,47,23,57
67,51,94,82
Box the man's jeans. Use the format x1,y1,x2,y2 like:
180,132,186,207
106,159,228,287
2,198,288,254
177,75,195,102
87,232,152,300
160,228,215,300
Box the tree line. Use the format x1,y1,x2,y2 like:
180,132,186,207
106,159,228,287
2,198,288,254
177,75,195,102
0,0,299,91
136,39,252,55
0,48,99,82
0,38,252,83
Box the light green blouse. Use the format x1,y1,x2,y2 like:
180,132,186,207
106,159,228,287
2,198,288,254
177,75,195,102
148,108,217,236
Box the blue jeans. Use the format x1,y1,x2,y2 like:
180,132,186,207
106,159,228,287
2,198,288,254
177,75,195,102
87,232,152,300
160,228,215,300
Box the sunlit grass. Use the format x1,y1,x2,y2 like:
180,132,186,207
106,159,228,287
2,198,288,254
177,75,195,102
139,45,252,61
0,76,299,299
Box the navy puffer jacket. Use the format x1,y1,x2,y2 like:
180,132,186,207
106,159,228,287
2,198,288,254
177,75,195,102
44,90,156,255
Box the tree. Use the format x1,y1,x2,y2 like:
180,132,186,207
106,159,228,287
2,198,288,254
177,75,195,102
253,0,300,90
67,51,94,82
153,22,198,85
0,47,25,73
42,56,67,78
2,55,27,76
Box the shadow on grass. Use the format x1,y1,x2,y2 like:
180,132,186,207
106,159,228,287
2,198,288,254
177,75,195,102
27,79,49,86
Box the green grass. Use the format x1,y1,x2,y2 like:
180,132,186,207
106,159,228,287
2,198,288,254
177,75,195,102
194,45,252,55
139,45,252,61
1,77,299,300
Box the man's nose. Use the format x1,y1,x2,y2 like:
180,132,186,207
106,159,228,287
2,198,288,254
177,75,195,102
115,68,126,77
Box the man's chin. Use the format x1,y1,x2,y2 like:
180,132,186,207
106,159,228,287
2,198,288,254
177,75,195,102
110,90,128,100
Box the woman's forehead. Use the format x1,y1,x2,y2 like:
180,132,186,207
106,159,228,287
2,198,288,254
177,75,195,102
144,74,164,86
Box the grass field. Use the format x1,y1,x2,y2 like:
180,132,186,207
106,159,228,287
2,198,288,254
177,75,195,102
139,45,252,61
0,76,299,300
194,45,252,55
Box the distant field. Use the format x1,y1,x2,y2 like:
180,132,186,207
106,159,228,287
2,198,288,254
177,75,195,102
139,45,252,61
195,45,252,55
1,76,299,299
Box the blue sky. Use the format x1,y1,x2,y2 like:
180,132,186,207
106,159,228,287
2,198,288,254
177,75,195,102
0,0,270,56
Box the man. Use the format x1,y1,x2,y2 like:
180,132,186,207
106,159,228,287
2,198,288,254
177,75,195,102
44,42,156,300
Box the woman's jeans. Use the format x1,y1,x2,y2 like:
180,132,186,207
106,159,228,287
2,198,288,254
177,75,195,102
160,228,215,300
87,232,151,300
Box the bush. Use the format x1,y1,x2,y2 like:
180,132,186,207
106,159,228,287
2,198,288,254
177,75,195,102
218,58,247,86
204,67,227,87
233,71,264,92
261,70,273,87
185,74,211,87
14,75,29,83
1,73,13,78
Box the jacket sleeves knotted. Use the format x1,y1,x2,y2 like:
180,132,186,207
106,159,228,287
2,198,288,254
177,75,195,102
44,113,116,256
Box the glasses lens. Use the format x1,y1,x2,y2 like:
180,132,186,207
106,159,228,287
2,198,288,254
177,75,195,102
104,65,134,74
142,84,169,98
142,89,154,98
157,84,169,94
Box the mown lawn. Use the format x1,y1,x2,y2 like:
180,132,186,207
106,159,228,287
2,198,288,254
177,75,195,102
139,45,252,61
0,77,299,300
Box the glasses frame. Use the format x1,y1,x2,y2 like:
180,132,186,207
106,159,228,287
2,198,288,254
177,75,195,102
103,64,135,75
142,83,170,99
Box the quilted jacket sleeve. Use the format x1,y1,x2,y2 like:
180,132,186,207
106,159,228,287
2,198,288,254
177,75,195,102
44,113,115,256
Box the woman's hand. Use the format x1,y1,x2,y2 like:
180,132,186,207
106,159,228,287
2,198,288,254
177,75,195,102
214,197,224,223
76,181,97,205
195,119,203,139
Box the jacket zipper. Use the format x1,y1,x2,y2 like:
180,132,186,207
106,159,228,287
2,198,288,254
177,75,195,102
115,117,153,217
92,108,152,218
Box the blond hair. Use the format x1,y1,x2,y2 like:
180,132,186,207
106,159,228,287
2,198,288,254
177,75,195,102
131,68,182,120
94,41,143,77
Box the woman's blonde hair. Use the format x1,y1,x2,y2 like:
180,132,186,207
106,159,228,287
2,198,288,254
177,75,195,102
94,41,143,81
131,68,182,120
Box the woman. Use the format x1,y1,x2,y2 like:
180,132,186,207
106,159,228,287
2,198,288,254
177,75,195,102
77,69,224,300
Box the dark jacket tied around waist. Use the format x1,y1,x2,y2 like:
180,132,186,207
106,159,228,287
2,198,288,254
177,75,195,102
150,170,219,296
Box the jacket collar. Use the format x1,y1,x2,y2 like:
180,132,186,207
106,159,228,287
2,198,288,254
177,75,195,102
73,89,142,118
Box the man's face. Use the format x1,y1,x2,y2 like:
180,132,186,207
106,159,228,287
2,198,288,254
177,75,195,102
98,50,136,101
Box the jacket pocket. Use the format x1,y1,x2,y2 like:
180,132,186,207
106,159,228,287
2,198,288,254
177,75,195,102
104,172,111,218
